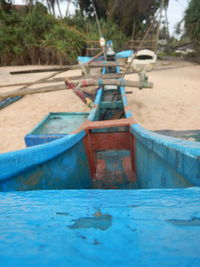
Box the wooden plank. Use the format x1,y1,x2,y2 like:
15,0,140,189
0,73,135,88
0,84,67,100
0,79,152,100
65,78,153,89
90,132,130,151
84,117,136,130
65,72,135,81
10,65,82,75
73,117,135,134
89,62,124,67
129,133,136,173
10,62,125,75
86,48,101,51
0,78,65,88
83,132,97,178
94,151,136,188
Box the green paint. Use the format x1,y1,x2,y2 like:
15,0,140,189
31,113,89,135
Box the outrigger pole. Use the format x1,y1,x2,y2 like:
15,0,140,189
0,78,153,101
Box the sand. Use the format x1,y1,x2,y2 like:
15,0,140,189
0,58,200,153
126,59,200,131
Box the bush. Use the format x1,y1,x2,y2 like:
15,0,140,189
43,23,85,64
0,5,85,65
185,0,200,61
0,3,127,65
85,18,127,51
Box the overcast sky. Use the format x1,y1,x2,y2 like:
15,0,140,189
14,0,190,35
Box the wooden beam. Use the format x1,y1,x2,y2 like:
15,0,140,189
10,65,81,75
65,78,153,89
0,84,67,100
0,78,64,88
0,78,153,100
0,73,136,89
10,62,125,75
84,118,136,130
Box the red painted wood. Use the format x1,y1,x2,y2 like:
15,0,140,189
129,132,136,173
72,117,136,134
83,129,137,181
90,132,130,151
85,118,135,130
83,131,97,177
122,156,136,182
94,154,136,189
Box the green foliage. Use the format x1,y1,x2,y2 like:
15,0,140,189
185,0,200,57
0,3,85,65
77,0,168,37
43,23,85,63
0,0,168,65
0,10,24,64
65,13,127,51
85,18,127,51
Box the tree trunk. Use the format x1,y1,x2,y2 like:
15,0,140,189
66,0,71,17
56,0,62,18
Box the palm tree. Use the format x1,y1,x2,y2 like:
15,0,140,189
46,0,56,16
66,0,71,17
185,0,200,60
46,0,63,18
77,0,169,36
56,0,62,18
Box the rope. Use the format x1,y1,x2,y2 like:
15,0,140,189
123,10,161,77
123,22,154,77
90,0,102,39
89,0,107,62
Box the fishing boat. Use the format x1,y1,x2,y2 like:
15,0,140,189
0,42,200,266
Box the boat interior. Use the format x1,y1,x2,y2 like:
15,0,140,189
0,59,198,192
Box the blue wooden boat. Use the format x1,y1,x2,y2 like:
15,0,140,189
0,46,200,266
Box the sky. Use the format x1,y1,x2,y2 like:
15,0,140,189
167,0,189,34
14,0,190,36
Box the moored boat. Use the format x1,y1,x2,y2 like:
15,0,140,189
0,42,200,266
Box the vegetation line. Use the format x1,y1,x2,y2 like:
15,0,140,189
0,0,199,65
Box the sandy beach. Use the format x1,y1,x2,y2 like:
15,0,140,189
0,58,200,153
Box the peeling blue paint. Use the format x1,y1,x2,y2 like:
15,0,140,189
0,188,200,266
131,124,200,188
68,212,112,230
0,60,200,266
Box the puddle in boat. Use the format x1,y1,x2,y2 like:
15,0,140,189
68,210,112,230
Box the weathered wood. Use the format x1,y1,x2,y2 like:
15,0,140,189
10,65,81,75
0,78,152,100
0,72,136,89
65,78,153,89
10,62,125,75
90,132,131,150
0,70,66,109
0,78,64,88
89,62,124,67
87,49,104,65
0,84,67,100
66,72,135,81
63,72,135,81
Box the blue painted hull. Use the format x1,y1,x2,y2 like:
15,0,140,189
0,61,200,265
0,85,199,190
1,188,200,267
